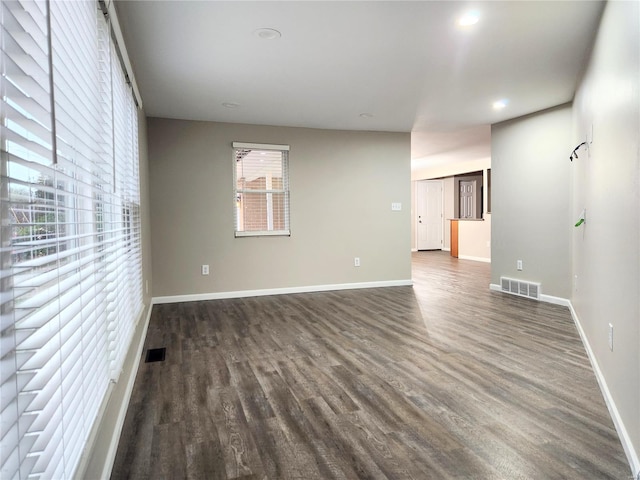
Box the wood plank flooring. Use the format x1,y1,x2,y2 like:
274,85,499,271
111,251,632,479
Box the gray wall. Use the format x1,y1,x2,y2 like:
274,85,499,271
491,0,640,470
491,104,573,298
148,118,412,298
571,0,639,468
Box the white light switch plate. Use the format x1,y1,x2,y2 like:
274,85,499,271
391,202,402,211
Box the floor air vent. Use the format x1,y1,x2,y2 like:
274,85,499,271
500,277,541,300
145,347,166,363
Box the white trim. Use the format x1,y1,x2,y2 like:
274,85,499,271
232,141,290,151
411,248,418,252
74,381,117,478
489,283,638,476
568,302,639,477
235,230,290,237
153,279,414,305
101,305,153,479
539,294,571,307
458,255,491,263
490,284,571,308
442,247,451,252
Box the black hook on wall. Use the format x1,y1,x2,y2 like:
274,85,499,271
569,142,587,161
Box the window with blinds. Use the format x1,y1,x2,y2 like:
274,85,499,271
233,142,290,237
0,1,142,478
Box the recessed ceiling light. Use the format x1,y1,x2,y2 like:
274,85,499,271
254,28,281,40
458,10,480,26
492,99,508,110
359,113,374,118
222,102,240,109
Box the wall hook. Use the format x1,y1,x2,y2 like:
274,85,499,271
569,142,587,161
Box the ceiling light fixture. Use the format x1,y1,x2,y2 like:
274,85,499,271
359,113,374,118
492,99,508,110
222,102,240,109
458,10,480,26
254,28,282,40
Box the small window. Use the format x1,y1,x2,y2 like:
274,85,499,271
233,142,290,237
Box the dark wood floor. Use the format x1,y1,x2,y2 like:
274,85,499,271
111,251,631,479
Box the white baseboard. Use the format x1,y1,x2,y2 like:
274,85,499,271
442,247,451,252
489,285,572,307
101,305,152,479
458,255,491,263
539,294,571,307
489,283,638,476
568,303,639,477
153,279,414,305
411,248,418,252
79,304,153,480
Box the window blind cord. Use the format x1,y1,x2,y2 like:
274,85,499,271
45,0,58,165
107,11,117,194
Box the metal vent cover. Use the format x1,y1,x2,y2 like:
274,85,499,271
500,277,541,300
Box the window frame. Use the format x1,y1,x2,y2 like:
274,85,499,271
232,141,291,237
0,1,142,478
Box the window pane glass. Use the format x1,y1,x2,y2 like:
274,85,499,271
234,146,289,235
236,150,284,191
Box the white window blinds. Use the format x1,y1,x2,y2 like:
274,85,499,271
233,142,290,237
0,1,142,478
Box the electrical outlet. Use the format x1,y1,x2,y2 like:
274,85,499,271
608,323,613,351
516,260,523,271
201,264,210,275
354,257,360,267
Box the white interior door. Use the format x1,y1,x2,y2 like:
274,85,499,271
417,180,443,250
460,180,476,219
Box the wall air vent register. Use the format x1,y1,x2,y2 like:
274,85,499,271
500,277,541,300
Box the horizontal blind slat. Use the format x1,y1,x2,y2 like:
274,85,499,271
1,1,143,477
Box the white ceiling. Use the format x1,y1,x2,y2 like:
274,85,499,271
115,1,604,168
